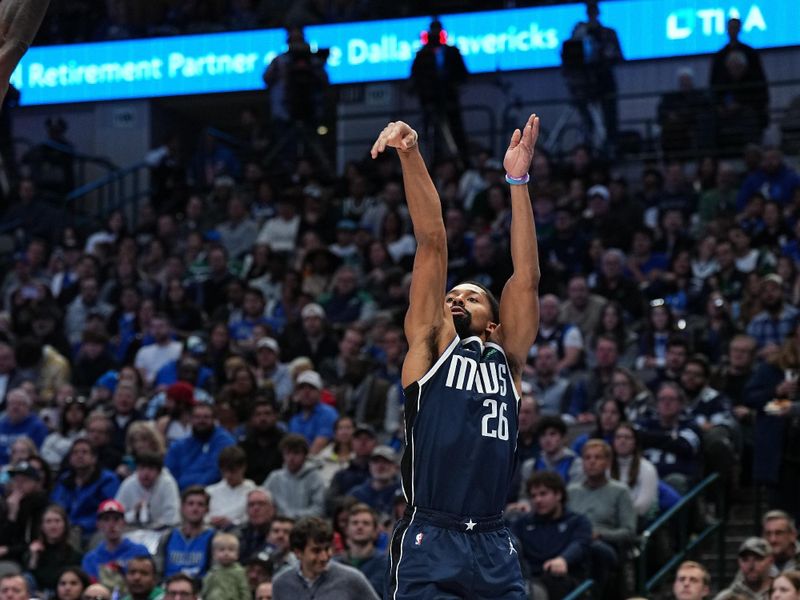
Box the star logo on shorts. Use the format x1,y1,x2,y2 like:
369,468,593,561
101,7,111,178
465,519,476,531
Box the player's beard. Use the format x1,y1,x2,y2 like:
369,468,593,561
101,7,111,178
453,311,473,338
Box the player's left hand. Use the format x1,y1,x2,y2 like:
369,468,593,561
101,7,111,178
503,113,539,179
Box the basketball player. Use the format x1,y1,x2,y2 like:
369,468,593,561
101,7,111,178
0,0,50,104
370,114,541,599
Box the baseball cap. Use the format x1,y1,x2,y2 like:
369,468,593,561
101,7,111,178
763,273,783,287
296,370,323,390
587,185,610,201
166,381,195,406
301,303,326,319
97,499,125,516
256,337,280,354
738,537,771,557
370,445,399,464
354,423,377,438
94,371,119,393
8,461,42,481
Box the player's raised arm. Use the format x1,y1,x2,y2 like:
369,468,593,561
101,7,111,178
493,114,541,372
371,122,454,383
0,0,50,105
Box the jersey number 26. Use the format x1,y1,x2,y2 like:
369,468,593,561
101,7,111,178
481,398,509,440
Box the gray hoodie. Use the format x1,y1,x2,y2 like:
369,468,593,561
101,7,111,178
263,460,325,518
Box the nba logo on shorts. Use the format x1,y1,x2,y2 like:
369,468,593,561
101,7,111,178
415,533,424,546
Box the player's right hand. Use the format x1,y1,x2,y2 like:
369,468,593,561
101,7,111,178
371,121,418,158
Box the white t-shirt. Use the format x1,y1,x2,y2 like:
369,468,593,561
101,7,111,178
134,341,182,384
205,479,257,526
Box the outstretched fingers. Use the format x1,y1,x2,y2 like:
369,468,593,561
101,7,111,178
522,114,540,148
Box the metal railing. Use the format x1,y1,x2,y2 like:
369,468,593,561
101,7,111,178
636,473,725,596
14,136,118,189
336,103,498,164
502,77,800,161
64,160,150,229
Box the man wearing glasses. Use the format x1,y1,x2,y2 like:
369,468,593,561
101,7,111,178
163,574,198,600
762,510,799,573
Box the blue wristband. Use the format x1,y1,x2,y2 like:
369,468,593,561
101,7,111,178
505,173,530,185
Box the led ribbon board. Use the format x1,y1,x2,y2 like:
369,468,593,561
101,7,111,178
11,0,798,106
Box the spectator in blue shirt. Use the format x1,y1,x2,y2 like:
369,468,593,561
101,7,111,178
511,471,592,600
346,446,401,519
737,147,800,209
81,499,150,580
51,439,121,538
229,287,271,342
637,382,703,493
0,387,48,464
288,370,338,455
165,403,236,490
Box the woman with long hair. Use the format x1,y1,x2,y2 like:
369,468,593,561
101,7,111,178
609,367,654,423
40,397,88,472
587,301,637,368
117,421,167,479
317,416,355,486
26,505,84,595
53,566,91,600
636,301,678,371
218,365,258,424
610,423,659,519
161,277,204,336
572,398,625,456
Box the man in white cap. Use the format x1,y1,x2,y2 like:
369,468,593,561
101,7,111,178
254,337,292,405
288,370,338,455
280,303,339,366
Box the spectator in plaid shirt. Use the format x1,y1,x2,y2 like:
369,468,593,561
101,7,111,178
746,274,799,359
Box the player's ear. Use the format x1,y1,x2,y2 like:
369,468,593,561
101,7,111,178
485,321,498,335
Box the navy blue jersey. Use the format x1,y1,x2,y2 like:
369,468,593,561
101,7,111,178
401,335,520,517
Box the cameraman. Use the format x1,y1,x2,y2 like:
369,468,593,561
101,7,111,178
263,27,329,130
563,1,623,154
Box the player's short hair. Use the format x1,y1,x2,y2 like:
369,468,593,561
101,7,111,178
526,471,567,505
454,280,500,323
289,517,333,551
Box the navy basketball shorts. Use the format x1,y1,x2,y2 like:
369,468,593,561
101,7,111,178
385,506,526,600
